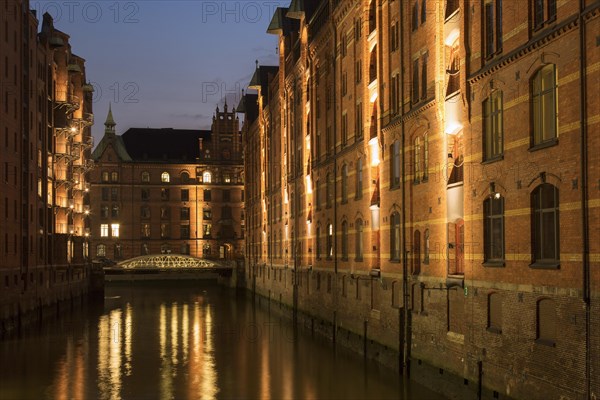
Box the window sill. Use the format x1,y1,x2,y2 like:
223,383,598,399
486,327,502,335
529,138,558,152
389,184,400,191
482,261,505,268
535,338,556,347
481,155,504,165
529,262,560,270
389,259,401,263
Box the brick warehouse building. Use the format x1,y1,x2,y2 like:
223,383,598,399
0,4,94,328
239,1,599,399
90,103,244,262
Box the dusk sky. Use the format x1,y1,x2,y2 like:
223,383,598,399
32,1,285,145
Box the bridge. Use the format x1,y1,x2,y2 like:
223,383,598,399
103,254,234,281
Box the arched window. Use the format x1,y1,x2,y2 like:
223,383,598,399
341,165,348,203
531,183,559,265
483,90,504,160
181,171,190,183
161,172,170,183
488,293,502,333
341,221,349,260
536,298,556,346
96,244,106,257
484,194,505,264
531,64,557,146
355,158,363,199
141,171,150,183
390,212,401,261
355,218,364,261
203,171,212,183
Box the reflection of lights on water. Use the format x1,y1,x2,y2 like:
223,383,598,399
97,309,123,400
124,304,133,376
171,302,179,367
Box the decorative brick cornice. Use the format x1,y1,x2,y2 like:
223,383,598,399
468,13,584,84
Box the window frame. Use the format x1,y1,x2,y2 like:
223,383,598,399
483,90,504,162
483,194,505,266
530,64,558,150
530,183,560,268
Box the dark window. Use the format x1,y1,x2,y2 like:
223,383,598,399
222,189,230,202
424,229,430,264
316,226,321,259
111,205,119,218
485,0,503,58
326,173,333,208
421,53,428,99
111,188,118,201
484,194,505,264
204,189,212,202
412,0,419,31
101,205,109,219
355,159,363,199
341,165,348,203
181,189,189,202
355,219,364,261
102,188,109,201
141,206,150,219
180,225,190,239
390,212,401,261
533,0,556,30
421,0,427,23
141,171,150,183
531,183,559,265
483,91,504,160
141,188,150,201
180,207,190,220
412,59,419,103
160,207,170,220
390,141,400,188
111,172,119,182
341,221,348,260
101,171,109,183
160,223,170,239
531,64,557,147
203,208,212,220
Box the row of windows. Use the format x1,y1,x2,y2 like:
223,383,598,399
484,183,559,266
315,159,363,209
101,170,242,184
483,64,558,161
96,243,220,258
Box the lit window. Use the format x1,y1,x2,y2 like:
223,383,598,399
327,223,333,259
111,172,119,182
531,64,557,147
96,244,106,257
141,171,150,183
203,171,212,183
111,224,120,238
100,224,109,237
101,171,109,183
161,172,170,183
483,91,503,160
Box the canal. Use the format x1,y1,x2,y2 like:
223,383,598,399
0,282,443,399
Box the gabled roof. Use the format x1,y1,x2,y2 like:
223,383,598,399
92,134,132,162
237,93,259,123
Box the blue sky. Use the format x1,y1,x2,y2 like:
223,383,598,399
32,1,285,144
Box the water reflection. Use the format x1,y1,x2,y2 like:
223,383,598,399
0,283,443,400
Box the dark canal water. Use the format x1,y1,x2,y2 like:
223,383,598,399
0,282,443,399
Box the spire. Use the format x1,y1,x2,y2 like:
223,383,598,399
104,103,116,135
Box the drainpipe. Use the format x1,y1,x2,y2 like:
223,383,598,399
332,10,339,276
578,1,591,398
399,0,410,376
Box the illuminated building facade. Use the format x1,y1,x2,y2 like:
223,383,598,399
0,3,94,327
240,0,600,398
90,103,245,262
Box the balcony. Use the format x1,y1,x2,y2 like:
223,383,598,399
54,91,80,113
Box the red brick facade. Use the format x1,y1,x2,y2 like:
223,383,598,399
240,1,600,399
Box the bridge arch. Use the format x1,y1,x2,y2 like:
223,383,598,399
117,254,231,270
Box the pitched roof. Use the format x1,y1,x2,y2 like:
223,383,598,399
91,134,132,162
120,128,212,162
